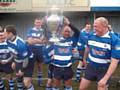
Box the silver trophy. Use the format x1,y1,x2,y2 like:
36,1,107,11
46,7,64,42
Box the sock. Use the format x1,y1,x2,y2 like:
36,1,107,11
16,77,23,90
76,68,82,81
65,87,72,90
0,79,5,90
9,79,14,90
52,87,59,90
27,84,34,90
46,86,52,90
38,71,42,85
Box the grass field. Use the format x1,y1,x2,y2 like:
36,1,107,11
1,63,120,90
32,63,120,90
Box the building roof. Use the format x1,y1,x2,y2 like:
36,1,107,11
91,7,120,12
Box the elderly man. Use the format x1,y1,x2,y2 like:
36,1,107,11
79,17,120,90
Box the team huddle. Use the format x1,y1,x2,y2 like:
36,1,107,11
0,17,120,90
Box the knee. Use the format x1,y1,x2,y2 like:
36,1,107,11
79,88,85,90
24,78,32,88
46,79,52,86
79,86,86,90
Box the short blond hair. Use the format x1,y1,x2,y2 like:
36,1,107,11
95,17,109,27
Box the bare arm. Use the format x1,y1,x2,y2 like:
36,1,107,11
82,47,89,66
26,37,47,45
64,17,80,38
98,58,119,87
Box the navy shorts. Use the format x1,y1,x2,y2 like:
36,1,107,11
53,66,73,81
23,58,34,77
0,62,14,74
84,64,110,83
30,46,44,63
48,64,54,79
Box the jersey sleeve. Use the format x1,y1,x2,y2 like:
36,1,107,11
111,39,120,59
111,36,120,59
26,28,32,38
16,40,28,60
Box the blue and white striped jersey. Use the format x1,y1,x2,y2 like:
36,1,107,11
27,27,45,46
43,44,54,64
43,24,79,67
0,41,13,62
77,30,93,51
52,37,76,67
7,36,33,63
77,30,93,59
87,31,120,68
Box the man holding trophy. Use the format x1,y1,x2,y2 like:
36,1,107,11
44,7,80,90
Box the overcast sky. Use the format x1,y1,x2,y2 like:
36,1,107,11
90,0,120,7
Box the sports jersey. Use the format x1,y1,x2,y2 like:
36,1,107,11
7,36,33,63
43,44,54,64
77,29,93,51
43,33,78,67
52,37,76,67
87,31,120,68
0,40,13,63
77,29,93,60
27,27,45,47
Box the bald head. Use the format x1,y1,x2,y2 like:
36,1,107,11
62,25,72,38
94,17,109,36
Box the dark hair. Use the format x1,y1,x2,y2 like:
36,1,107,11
5,25,17,35
34,17,41,21
85,22,91,25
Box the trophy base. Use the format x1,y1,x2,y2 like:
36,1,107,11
49,38,60,43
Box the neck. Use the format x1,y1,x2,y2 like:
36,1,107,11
97,28,109,36
102,28,109,36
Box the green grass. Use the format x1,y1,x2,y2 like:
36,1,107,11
1,63,120,90
33,63,120,90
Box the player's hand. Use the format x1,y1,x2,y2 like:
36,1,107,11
64,17,70,25
82,60,87,67
98,78,107,88
42,38,48,44
11,62,16,70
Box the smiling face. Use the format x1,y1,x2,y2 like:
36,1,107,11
93,17,109,36
62,25,72,38
4,31,13,40
34,18,42,29
4,25,17,41
85,24,91,32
